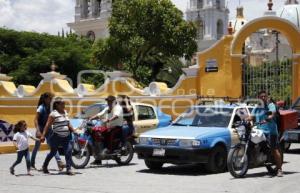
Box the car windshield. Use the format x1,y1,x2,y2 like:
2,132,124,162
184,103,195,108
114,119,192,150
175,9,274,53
173,107,233,127
80,104,106,119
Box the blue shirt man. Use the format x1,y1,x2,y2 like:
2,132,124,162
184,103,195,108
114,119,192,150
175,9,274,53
249,90,283,177
251,102,278,136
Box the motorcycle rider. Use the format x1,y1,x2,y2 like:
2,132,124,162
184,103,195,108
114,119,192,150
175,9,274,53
89,95,124,164
248,90,283,177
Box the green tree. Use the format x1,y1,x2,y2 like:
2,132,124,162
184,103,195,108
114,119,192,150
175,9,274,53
0,28,95,86
92,0,197,86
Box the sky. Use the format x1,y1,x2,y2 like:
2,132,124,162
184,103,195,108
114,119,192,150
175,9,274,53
0,0,286,35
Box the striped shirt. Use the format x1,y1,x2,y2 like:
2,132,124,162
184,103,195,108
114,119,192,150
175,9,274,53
50,110,70,137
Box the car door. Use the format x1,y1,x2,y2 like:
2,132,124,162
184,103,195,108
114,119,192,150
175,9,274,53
134,105,159,135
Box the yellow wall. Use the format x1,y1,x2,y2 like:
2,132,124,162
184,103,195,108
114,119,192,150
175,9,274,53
198,16,300,101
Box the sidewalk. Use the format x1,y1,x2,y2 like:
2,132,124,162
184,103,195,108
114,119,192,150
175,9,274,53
0,129,49,154
0,141,49,154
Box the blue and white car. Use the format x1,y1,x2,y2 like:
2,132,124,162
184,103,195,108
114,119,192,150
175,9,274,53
70,102,172,135
135,105,251,173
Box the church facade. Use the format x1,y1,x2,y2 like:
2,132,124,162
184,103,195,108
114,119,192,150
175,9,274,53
186,0,229,51
67,0,229,52
67,0,112,41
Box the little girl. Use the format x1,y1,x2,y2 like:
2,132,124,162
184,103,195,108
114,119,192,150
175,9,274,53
10,120,39,176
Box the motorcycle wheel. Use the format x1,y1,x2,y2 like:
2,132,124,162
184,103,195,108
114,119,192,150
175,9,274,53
227,145,249,178
71,142,91,169
115,141,134,165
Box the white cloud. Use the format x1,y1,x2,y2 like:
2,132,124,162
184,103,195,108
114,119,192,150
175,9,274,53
0,0,73,34
0,0,287,35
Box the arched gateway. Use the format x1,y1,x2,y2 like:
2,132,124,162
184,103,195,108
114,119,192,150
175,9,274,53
198,16,300,102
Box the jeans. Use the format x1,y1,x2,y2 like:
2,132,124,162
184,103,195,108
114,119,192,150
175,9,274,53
122,123,135,145
43,134,72,170
11,149,30,170
31,136,61,167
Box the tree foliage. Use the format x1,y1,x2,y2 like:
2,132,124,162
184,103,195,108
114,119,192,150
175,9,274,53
92,0,197,86
0,28,94,86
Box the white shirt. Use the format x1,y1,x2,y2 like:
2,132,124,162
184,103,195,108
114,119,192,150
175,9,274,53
13,131,33,151
97,104,123,128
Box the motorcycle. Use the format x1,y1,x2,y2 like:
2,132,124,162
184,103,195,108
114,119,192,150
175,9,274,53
227,121,283,178
71,120,135,169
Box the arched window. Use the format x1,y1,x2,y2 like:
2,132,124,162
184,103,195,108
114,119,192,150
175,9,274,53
87,0,91,17
197,20,204,40
197,0,203,9
217,20,223,40
216,0,221,9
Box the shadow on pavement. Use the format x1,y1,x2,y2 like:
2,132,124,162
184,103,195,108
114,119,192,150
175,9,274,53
285,148,300,154
137,164,217,176
230,171,299,179
79,162,138,170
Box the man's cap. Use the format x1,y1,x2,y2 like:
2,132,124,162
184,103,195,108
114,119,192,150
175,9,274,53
105,95,116,102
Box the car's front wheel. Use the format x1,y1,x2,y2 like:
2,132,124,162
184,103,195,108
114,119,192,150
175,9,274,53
205,145,227,173
144,160,164,170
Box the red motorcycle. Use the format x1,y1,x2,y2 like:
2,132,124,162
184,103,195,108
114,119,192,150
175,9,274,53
71,120,135,169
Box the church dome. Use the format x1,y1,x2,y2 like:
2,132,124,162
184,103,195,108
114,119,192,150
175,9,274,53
278,1,300,28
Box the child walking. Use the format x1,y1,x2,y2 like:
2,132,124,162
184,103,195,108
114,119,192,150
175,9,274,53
10,120,39,176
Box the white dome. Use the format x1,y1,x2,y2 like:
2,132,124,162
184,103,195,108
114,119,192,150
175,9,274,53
278,4,300,28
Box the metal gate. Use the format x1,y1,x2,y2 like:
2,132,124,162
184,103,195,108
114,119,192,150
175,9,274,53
242,59,293,105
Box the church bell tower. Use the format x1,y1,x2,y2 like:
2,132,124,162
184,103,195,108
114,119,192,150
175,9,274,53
186,0,229,51
67,0,112,41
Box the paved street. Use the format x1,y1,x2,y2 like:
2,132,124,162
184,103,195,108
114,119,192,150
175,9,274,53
0,144,300,193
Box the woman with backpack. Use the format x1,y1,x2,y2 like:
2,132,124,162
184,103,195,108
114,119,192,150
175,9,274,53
30,92,65,170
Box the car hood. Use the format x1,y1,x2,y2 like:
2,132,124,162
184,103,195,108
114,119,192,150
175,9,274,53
140,125,229,139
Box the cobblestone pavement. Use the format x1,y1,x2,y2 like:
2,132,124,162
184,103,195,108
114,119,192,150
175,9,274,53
1,144,300,193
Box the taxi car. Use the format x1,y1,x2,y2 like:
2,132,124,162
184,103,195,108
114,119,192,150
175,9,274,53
135,105,251,173
70,102,172,135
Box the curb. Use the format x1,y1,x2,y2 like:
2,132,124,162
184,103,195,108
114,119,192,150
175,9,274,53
0,143,49,154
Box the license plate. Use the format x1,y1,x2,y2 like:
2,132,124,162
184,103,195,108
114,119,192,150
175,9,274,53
289,133,299,141
153,149,165,157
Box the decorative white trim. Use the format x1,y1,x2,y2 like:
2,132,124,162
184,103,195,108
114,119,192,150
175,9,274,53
0,74,13,81
107,71,132,80
182,67,199,77
40,71,66,81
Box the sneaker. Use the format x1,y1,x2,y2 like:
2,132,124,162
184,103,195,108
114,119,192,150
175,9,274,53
27,172,34,176
66,169,75,176
277,169,283,177
90,160,102,165
57,161,65,171
42,166,50,174
9,167,14,175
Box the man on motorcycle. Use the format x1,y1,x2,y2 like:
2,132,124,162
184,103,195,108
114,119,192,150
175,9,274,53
248,90,283,177
89,95,124,165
